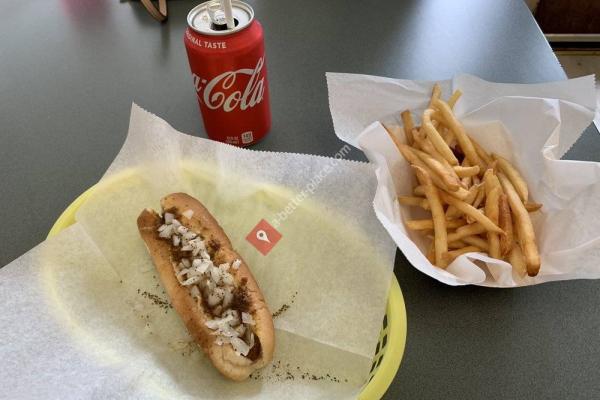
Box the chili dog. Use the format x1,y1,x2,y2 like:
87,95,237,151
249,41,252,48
137,193,274,381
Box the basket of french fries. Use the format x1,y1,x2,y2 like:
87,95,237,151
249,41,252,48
327,72,600,287
388,85,540,276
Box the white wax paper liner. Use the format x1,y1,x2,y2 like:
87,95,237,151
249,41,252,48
0,104,397,399
327,72,600,287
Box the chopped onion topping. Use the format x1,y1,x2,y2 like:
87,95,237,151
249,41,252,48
205,319,222,330
186,268,203,277
192,259,211,274
158,211,255,356
234,324,246,336
245,329,255,349
212,305,223,317
183,231,197,240
219,263,230,272
158,225,174,238
189,238,205,250
210,266,224,285
205,279,216,293
222,272,234,286
222,288,234,309
213,287,225,300
177,268,190,278
242,312,255,325
221,309,236,319
207,291,221,307
182,276,201,286
206,312,235,328
230,337,251,356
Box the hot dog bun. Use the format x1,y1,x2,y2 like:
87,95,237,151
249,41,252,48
137,193,274,381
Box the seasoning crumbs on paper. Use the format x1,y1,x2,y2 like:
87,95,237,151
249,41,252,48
272,291,298,318
139,290,172,310
168,340,200,357
249,360,348,384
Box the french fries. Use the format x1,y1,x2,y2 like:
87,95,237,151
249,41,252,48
446,184,478,219
398,196,430,210
453,165,480,178
446,223,486,243
472,186,486,209
443,246,482,264
493,154,528,202
433,98,485,170
448,240,468,249
413,132,455,172
406,218,466,231
461,235,489,251
468,135,493,167
422,109,459,166
413,166,447,268
525,202,542,212
485,186,501,259
389,134,470,201
508,241,527,277
413,148,461,191
391,83,543,276
498,194,513,256
440,193,503,234
429,83,442,107
498,173,541,276
400,110,415,145
448,89,462,109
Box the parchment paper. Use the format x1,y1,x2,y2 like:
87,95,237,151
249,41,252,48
327,72,599,287
0,104,396,399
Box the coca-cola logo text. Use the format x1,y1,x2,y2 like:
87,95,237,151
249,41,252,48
192,57,265,112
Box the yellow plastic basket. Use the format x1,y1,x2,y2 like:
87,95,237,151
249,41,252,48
47,181,407,400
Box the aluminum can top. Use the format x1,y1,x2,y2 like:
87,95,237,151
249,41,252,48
187,0,254,36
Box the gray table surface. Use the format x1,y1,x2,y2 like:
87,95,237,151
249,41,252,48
2,0,600,398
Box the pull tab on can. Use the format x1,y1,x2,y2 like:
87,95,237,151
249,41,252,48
188,0,251,36
207,1,227,30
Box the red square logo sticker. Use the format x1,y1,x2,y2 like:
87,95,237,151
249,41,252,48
246,219,282,256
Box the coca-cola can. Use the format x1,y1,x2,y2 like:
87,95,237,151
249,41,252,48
184,0,270,146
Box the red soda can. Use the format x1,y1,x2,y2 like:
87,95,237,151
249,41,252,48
184,0,271,146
